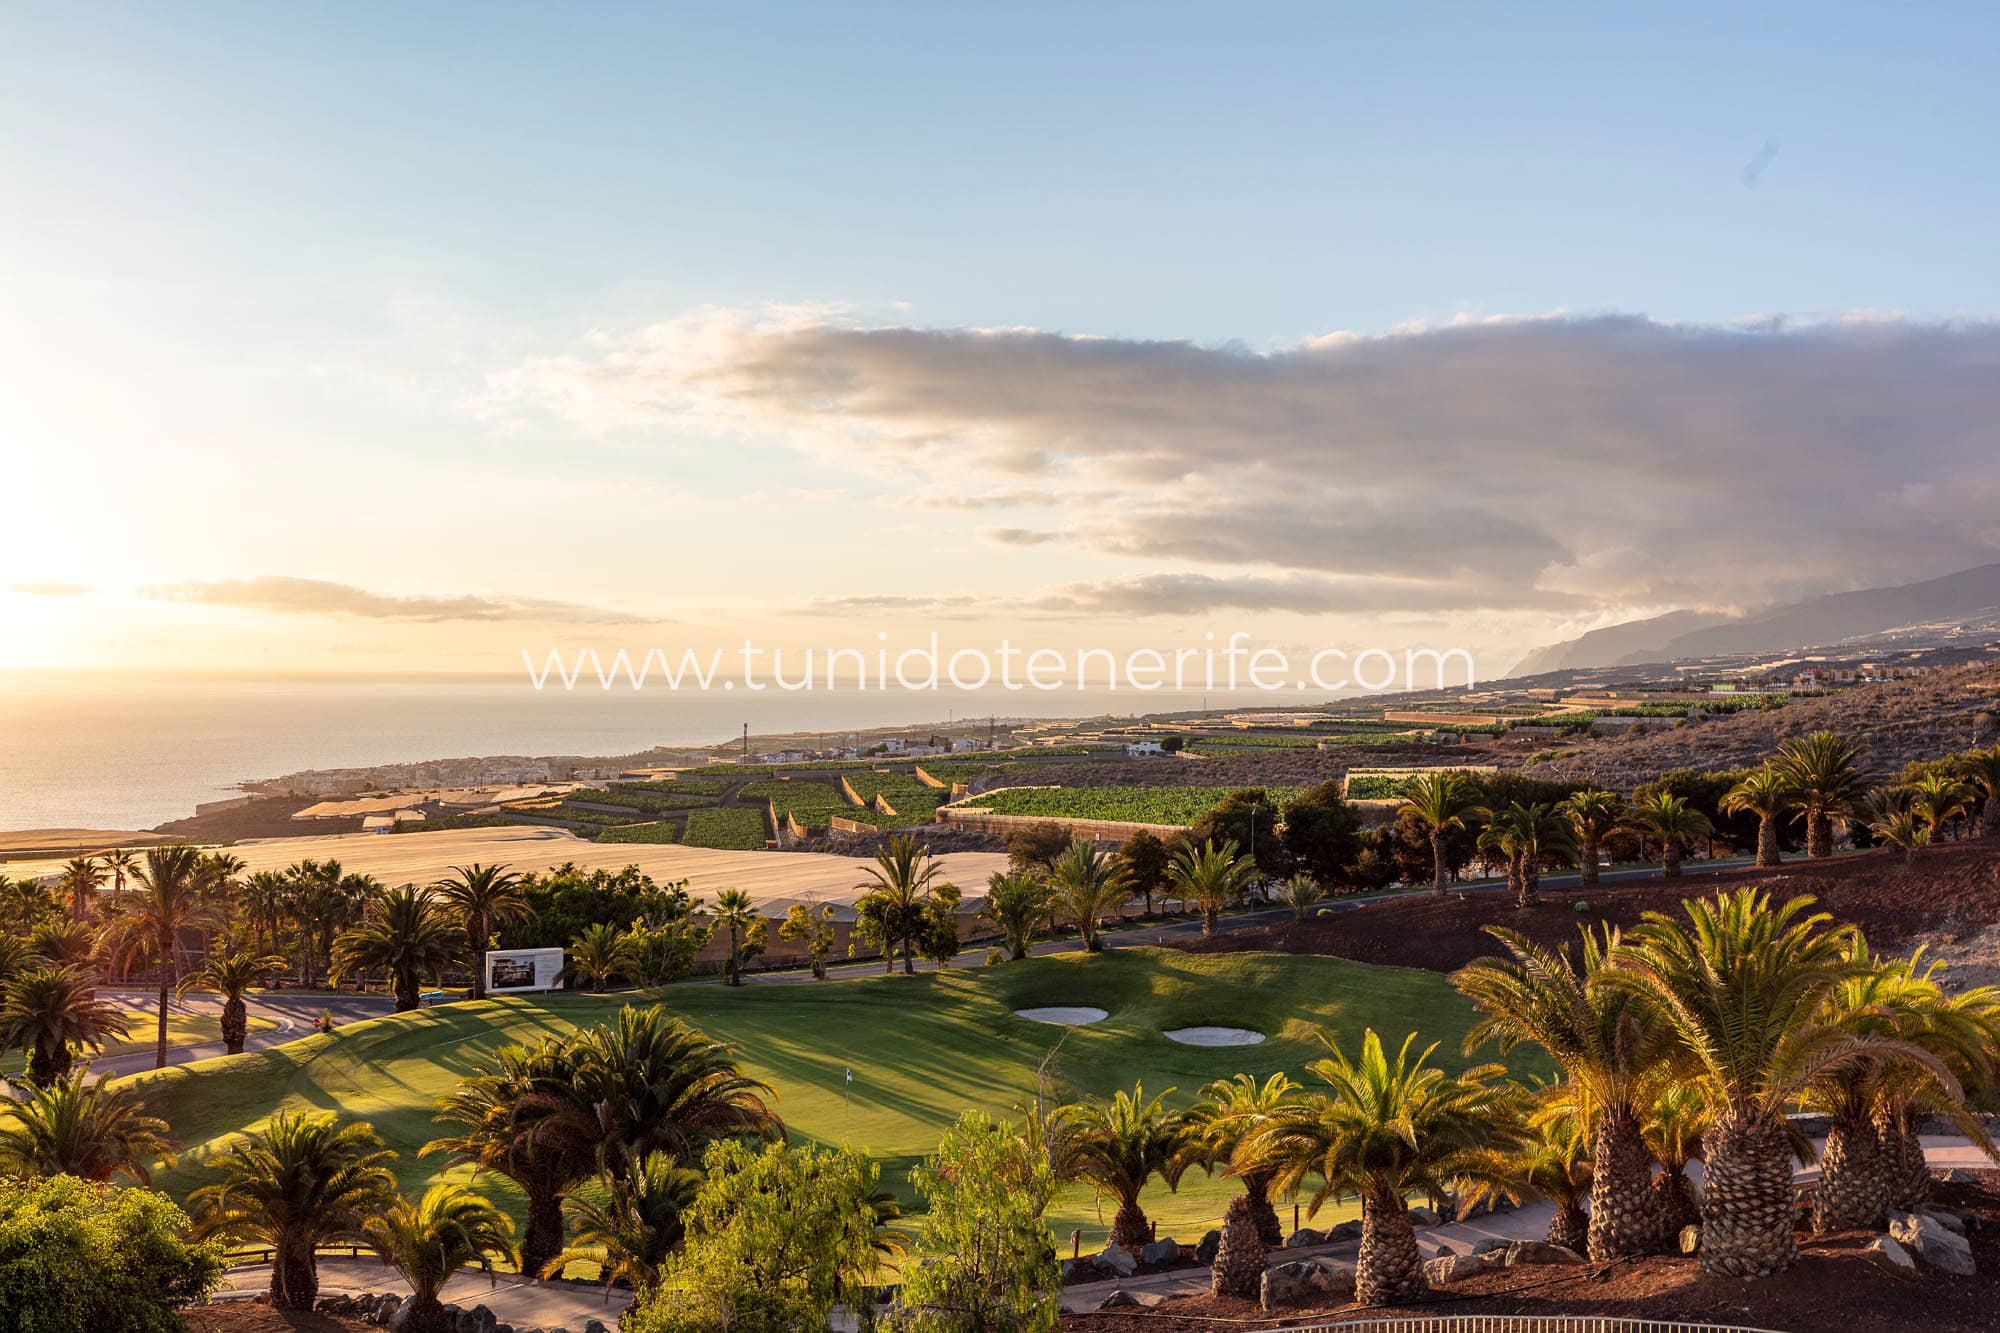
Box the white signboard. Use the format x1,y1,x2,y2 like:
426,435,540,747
485,947,566,994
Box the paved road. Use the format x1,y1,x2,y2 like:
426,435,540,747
212,1254,628,1328
91,988,394,1080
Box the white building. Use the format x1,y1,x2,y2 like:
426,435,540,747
1126,740,1164,757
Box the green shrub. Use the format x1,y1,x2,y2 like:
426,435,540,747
0,1175,221,1333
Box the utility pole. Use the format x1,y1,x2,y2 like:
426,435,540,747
741,723,749,759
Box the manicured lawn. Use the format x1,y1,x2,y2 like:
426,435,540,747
1,1010,275,1075
126,948,1541,1251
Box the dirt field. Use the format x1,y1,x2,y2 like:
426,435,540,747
1180,839,2000,977
1068,1174,2000,1332
2,823,1010,915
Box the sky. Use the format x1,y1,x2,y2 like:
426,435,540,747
3,2,1999,687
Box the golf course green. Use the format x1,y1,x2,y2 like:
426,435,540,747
127,948,1540,1248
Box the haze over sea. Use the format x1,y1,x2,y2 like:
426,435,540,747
0,674,1255,831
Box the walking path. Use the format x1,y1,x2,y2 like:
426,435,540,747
212,1255,629,1328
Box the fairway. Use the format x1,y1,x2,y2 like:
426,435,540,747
126,948,1540,1249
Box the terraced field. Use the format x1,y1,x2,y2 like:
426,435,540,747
952,784,1304,826
679,807,769,849
844,772,946,824
740,778,865,829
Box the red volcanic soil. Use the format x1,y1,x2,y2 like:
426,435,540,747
1067,1175,2000,1332
1179,840,2000,975
182,1307,367,1333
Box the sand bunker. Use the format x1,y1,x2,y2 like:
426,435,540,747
1013,1007,1109,1026
1164,1026,1267,1047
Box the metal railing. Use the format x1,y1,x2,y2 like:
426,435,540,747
1279,1320,1787,1333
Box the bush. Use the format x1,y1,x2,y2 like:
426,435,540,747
0,1175,221,1333
894,1112,1060,1331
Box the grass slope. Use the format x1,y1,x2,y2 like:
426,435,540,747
126,949,1536,1249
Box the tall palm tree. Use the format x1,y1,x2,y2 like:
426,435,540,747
431,863,528,1001
1607,890,1879,1278
1166,838,1256,937
562,922,630,992
106,844,216,1069
1483,803,1573,907
428,1037,599,1276
55,857,105,923
1401,772,1487,894
564,1004,783,1172
710,888,761,985
1176,1072,1296,1249
1051,1083,1186,1251
362,1184,516,1333
979,871,1051,961
1721,767,1796,869
1559,788,1622,889
0,1070,177,1184
1238,1030,1521,1305
178,949,288,1054
542,1151,703,1287
1049,840,1134,952
1907,772,1971,842
330,884,459,1011
1957,744,2000,839
1771,731,1871,858
853,836,949,975
239,870,292,960
1625,791,1712,877
101,847,138,895
190,1111,398,1310
285,859,372,987
0,964,131,1084
1454,926,1667,1259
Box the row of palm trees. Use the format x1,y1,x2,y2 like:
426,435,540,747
1402,734,2000,904
1042,888,2000,1301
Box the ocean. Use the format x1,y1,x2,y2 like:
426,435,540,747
0,674,1248,830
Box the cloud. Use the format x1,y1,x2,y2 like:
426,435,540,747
979,527,1064,547
492,310,2000,612
6,580,93,596
141,576,657,625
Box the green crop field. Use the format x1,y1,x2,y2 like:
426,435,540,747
679,807,769,849
583,788,717,813
122,949,1531,1251
622,777,735,797
595,820,682,844
1344,774,1419,800
742,778,872,829
954,785,1303,827
844,772,945,825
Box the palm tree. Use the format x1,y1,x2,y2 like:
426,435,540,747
979,871,1051,961
178,949,288,1054
1238,1030,1521,1305
542,1151,702,1287
1401,772,1486,894
1907,772,1971,842
330,884,459,1011
55,857,105,922
1872,979,2000,1213
1771,731,1871,858
1166,838,1256,937
363,1184,516,1333
562,922,630,992
1177,1072,1296,1249
431,863,527,1001
428,1037,598,1276
1957,744,2000,838
1048,840,1133,952
107,844,216,1069
564,1004,783,1172
1721,767,1795,868
101,848,137,895
710,888,760,985
0,964,131,1084
1483,803,1572,907
1607,890,1879,1278
1465,1105,1591,1252
854,836,949,975
1625,791,1712,877
1051,1083,1186,1251
239,870,292,960
1863,789,1930,861
1559,788,1622,889
1276,873,1324,922
1454,926,1667,1259
0,1070,177,1184
28,917,97,969
190,1111,398,1310
1640,1082,1709,1237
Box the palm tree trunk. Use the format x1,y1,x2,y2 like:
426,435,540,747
1548,1201,1588,1252
1699,1109,1797,1278
222,996,248,1055
1211,1194,1265,1297
1518,858,1540,907
271,1238,318,1310
1356,1189,1426,1304
1813,1110,1887,1232
523,1189,566,1276
393,970,420,1012
1983,791,1999,840
1877,1105,1932,1213
1756,814,1782,868
1245,1171,1283,1249
1662,843,1682,878
1430,831,1448,895
1578,835,1600,888
1588,1105,1660,1260
468,912,488,1001
1650,1165,1701,1236
1202,906,1220,937
1807,811,1832,859
1108,1196,1151,1251
155,977,171,1070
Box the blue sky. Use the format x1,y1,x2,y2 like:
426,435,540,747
4,3,1998,677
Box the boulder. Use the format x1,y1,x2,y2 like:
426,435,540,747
1889,1211,1975,1275
1284,1227,1325,1248
1139,1238,1182,1266
582,1321,609,1333
1468,1237,1508,1258
1326,1219,1365,1242
1096,1290,1139,1309
1925,1208,1968,1236
1679,1224,1701,1255
1424,1252,1497,1285
1864,1236,1917,1274
1259,1259,1321,1310
1193,1228,1221,1264
1059,1257,1097,1283
1407,1205,1441,1226
1094,1243,1138,1278
1310,1257,1357,1297
1503,1240,1587,1267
